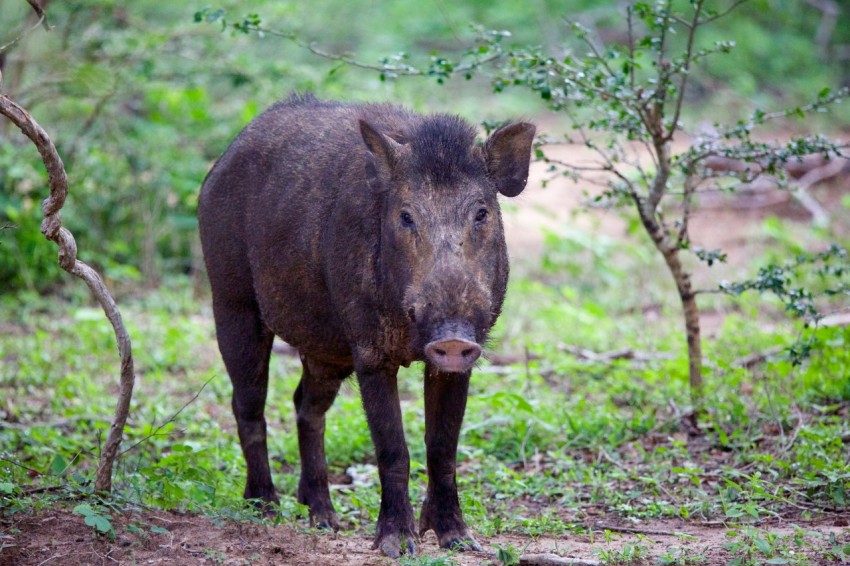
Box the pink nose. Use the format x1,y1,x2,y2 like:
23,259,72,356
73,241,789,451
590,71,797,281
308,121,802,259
425,338,482,373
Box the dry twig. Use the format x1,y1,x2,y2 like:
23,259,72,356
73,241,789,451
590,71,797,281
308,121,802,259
558,344,674,363
520,554,600,566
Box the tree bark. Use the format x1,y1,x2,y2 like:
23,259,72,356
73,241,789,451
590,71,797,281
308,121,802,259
637,207,704,414
0,90,135,493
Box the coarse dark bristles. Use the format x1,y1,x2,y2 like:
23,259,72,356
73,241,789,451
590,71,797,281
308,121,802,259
408,114,484,186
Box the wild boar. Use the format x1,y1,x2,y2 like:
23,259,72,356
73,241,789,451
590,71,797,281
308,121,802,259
198,93,534,557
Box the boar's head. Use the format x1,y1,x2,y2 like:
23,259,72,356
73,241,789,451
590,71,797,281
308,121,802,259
359,115,535,373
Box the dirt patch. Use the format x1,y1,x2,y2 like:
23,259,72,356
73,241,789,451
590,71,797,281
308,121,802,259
2,508,848,565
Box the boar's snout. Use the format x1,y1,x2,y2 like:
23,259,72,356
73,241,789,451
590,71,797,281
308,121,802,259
424,330,482,373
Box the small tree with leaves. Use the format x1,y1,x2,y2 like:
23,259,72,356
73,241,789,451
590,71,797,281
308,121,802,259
485,0,848,419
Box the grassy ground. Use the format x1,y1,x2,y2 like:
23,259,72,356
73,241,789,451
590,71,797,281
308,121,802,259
1,216,849,564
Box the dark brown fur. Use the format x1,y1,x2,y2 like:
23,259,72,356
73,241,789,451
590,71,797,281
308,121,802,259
198,93,534,557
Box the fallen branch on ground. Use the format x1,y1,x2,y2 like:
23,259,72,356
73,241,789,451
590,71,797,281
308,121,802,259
700,153,850,225
520,554,600,566
734,347,784,370
558,344,675,363
592,523,685,537
485,351,542,365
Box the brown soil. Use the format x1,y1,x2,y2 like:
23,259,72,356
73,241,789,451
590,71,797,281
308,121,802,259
3,508,848,565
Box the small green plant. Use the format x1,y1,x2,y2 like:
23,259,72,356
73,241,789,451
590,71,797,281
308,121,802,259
595,536,651,565
492,542,522,566
72,503,115,539
824,532,850,562
658,546,706,565
399,554,459,566
723,526,805,566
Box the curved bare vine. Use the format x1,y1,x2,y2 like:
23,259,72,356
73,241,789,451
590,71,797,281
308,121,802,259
0,89,135,493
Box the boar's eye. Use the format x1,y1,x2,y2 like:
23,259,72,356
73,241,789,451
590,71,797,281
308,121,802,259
400,211,415,227
474,208,488,223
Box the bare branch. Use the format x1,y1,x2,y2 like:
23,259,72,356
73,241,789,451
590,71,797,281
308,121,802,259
572,21,617,78
645,139,671,213
677,166,701,246
698,0,750,26
667,0,705,142
24,0,49,27
0,92,135,494
806,0,839,55
0,1,49,54
240,23,502,78
539,155,616,173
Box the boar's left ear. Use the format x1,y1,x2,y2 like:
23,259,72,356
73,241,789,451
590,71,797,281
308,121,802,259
359,119,405,193
484,122,536,197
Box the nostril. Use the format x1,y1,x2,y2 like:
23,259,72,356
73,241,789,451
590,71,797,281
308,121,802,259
425,338,481,372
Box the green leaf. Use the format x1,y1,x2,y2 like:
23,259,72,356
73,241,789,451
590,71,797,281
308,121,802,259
84,514,113,534
724,505,744,518
0,482,16,494
753,536,772,554
50,454,68,476
73,504,95,517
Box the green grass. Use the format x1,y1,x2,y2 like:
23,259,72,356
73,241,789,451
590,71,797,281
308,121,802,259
1,243,849,562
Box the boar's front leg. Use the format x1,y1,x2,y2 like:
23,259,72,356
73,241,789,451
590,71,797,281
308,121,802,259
294,356,348,530
419,365,482,551
357,362,417,558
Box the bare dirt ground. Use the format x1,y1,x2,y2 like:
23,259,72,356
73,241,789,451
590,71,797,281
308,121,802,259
3,138,848,565
3,507,848,565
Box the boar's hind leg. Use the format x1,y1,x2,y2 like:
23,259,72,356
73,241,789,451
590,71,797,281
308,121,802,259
357,363,417,558
213,297,277,508
419,365,482,552
294,357,349,530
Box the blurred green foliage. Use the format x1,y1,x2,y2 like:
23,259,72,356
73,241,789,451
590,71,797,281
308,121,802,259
0,0,847,293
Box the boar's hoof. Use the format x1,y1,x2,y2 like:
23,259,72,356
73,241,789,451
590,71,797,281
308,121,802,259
419,499,482,551
439,532,483,552
309,510,340,531
424,338,482,373
373,530,417,558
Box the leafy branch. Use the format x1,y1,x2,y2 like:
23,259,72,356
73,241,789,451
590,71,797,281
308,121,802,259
194,8,508,83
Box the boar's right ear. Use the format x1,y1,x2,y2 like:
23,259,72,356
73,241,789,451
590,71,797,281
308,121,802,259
359,119,403,193
485,122,536,197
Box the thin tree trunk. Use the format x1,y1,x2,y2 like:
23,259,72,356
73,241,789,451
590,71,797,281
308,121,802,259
662,247,704,410
637,208,704,417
